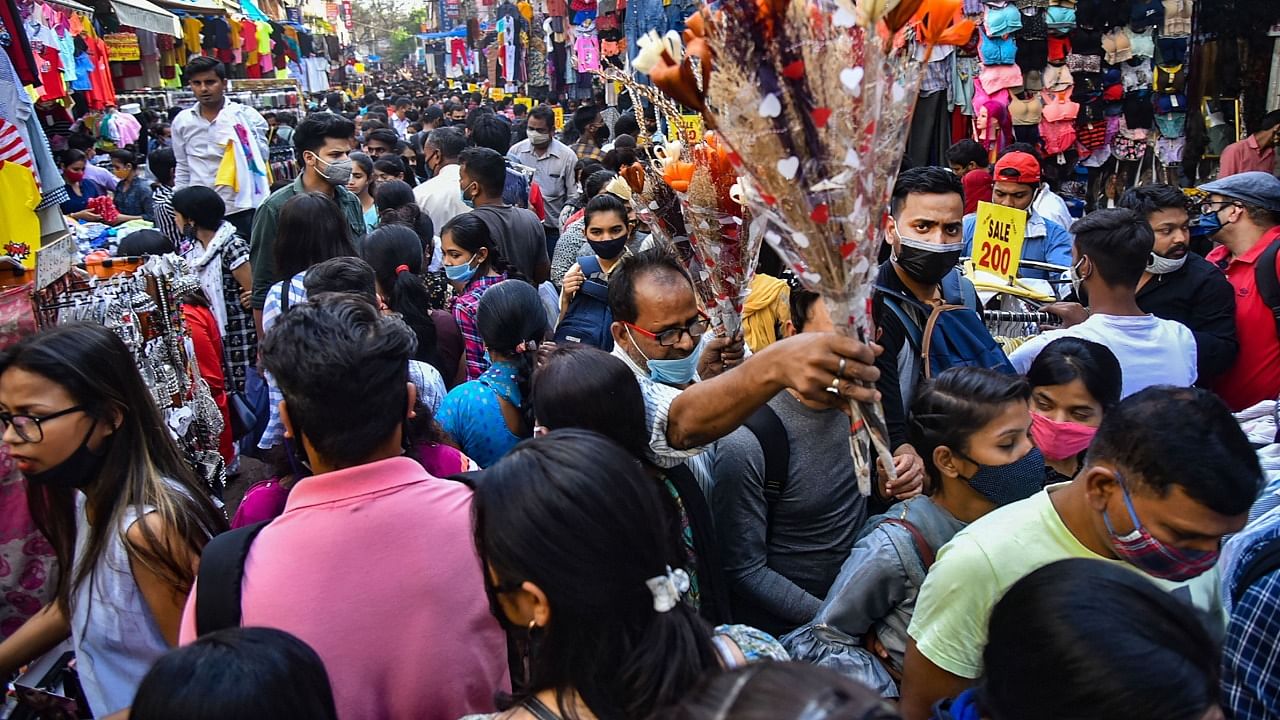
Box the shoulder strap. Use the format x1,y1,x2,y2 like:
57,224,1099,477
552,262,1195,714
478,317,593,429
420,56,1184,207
876,287,924,351
919,304,969,380
577,253,603,276
195,521,270,636
522,697,562,720
743,404,790,505
1232,535,1280,605
571,255,611,304
877,518,937,570
1253,238,1280,338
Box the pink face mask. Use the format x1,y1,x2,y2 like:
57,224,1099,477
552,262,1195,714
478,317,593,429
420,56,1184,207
1030,411,1098,461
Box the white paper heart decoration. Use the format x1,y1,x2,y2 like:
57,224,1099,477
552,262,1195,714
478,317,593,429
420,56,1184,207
776,156,800,180
758,93,782,118
840,68,863,96
765,230,782,246
833,6,857,27
792,232,810,248
843,148,862,168
892,82,906,103
801,271,822,285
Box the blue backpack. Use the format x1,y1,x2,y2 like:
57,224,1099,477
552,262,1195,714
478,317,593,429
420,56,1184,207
554,255,614,350
877,271,1014,379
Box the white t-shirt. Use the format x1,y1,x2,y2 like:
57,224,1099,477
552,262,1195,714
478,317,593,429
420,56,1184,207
1009,312,1197,397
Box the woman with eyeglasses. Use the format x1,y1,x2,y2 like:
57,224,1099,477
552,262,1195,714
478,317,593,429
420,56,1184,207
460,429,787,720
437,280,547,468
0,323,227,717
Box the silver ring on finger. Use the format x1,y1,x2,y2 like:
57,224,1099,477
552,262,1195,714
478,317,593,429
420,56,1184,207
826,375,841,394
837,356,847,379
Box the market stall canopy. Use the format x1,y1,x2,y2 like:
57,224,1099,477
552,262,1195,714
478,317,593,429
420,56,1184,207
111,0,182,36
43,0,94,14
151,0,226,14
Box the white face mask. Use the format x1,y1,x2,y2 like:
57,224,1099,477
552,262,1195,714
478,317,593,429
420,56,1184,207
1147,252,1188,275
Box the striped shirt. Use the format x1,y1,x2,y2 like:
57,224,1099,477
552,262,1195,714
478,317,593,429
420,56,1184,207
151,184,182,248
0,119,37,188
258,272,309,450
451,273,507,381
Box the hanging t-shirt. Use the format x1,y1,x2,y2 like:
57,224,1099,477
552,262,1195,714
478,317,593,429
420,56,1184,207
71,51,93,91
304,56,329,92
574,34,599,71
57,30,76,82
183,17,204,54
36,46,67,101
0,162,41,268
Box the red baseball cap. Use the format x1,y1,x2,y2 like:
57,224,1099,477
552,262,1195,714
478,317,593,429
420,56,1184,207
993,151,1042,185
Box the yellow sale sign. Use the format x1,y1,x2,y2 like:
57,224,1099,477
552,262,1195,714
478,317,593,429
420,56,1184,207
489,88,505,100
466,83,478,92
666,115,704,143
552,106,565,130
513,96,533,110
973,201,1027,278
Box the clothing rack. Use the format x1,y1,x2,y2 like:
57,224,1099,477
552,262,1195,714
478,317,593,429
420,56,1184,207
32,256,228,496
982,310,1062,326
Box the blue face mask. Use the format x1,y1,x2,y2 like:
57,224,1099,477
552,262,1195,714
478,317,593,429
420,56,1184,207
627,327,706,385
444,256,479,283
460,183,476,209
1191,208,1223,239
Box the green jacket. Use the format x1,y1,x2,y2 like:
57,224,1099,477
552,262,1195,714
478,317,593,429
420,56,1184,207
249,175,367,309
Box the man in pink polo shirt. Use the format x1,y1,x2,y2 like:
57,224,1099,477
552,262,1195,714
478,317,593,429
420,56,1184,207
180,294,508,720
1218,110,1280,179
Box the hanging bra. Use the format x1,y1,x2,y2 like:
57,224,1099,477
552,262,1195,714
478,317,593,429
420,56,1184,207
980,29,1019,65
985,3,1024,35
1047,34,1072,62
1009,95,1045,124
979,64,1026,92
1162,0,1192,36
1102,28,1132,64
1154,63,1185,94
1041,88,1081,122
1043,64,1075,91
1154,111,1186,138
1044,5,1077,30
1039,115,1078,155
1127,28,1155,59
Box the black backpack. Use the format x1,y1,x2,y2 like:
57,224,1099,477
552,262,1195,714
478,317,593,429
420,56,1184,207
743,405,790,539
1254,238,1280,338
194,521,270,636
553,255,614,350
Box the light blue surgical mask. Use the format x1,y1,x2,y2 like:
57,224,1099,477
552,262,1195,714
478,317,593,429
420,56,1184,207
460,182,476,209
627,327,707,385
444,256,479,283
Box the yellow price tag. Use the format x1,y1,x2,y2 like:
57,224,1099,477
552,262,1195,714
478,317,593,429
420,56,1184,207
489,88,505,101
514,96,533,111
448,80,458,89
466,83,478,92
553,106,565,131
667,115,704,143
973,201,1027,278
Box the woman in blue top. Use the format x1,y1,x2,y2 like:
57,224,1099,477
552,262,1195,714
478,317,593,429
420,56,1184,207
437,279,547,467
346,152,379,230
58,149,105,221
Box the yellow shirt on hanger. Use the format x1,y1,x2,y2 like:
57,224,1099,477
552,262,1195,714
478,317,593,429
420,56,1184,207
0,162,42,269
182,17,203,54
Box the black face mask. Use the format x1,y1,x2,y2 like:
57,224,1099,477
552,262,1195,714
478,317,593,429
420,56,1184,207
25,422,108,489
593,125,611,145
588,235,628,260
895,237,964,285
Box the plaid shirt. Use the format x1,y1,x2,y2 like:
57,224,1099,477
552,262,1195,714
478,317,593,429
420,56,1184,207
1224,569,1280,719
570,139,603,163
451,273,507,381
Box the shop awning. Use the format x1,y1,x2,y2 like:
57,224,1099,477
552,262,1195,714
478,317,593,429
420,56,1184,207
44,0,94,14
152,0,226,14
239,0,270,21
111,0,182,36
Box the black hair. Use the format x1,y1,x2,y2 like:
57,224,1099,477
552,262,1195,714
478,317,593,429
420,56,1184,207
1069,208,1153,288
171,186,226,232
890,166,964,217
614,113,641,138
529,105,556,129
0,324,226,614
60,148,86,167
260,293,416,467
373,155,405,178
908,367,1032,494
349,150,375,184
513,103,528,117
573,105,601,132
116,229,174,257
466,105,496,132
66,134,95,153
294,112,356,156
532,344,649,460
361,225,442,372
946,139,988,169
1255,109,1280,132
364,128,400,151
608,247,693,324
1118,184,1189,219
426,126,467,161
148,147,176,187
273,192,356,281
423,106,444,124
471,113,514,155
473,428,717,718
579,169,616,208
476,280,547,429
788,288,822,333
603,146,638,172
584,192,629,227
373,180,434,253
668,662,901,720
980,558,1220,720
131,627,338,720
459,146,508,197
1086,387,1259,516
183,55,225,81
394,96,412,108
108,148,139,168
324,91,343,112
441,212,506,274
304,256,377,302
1026,338,1122,412
999,142,1043,161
